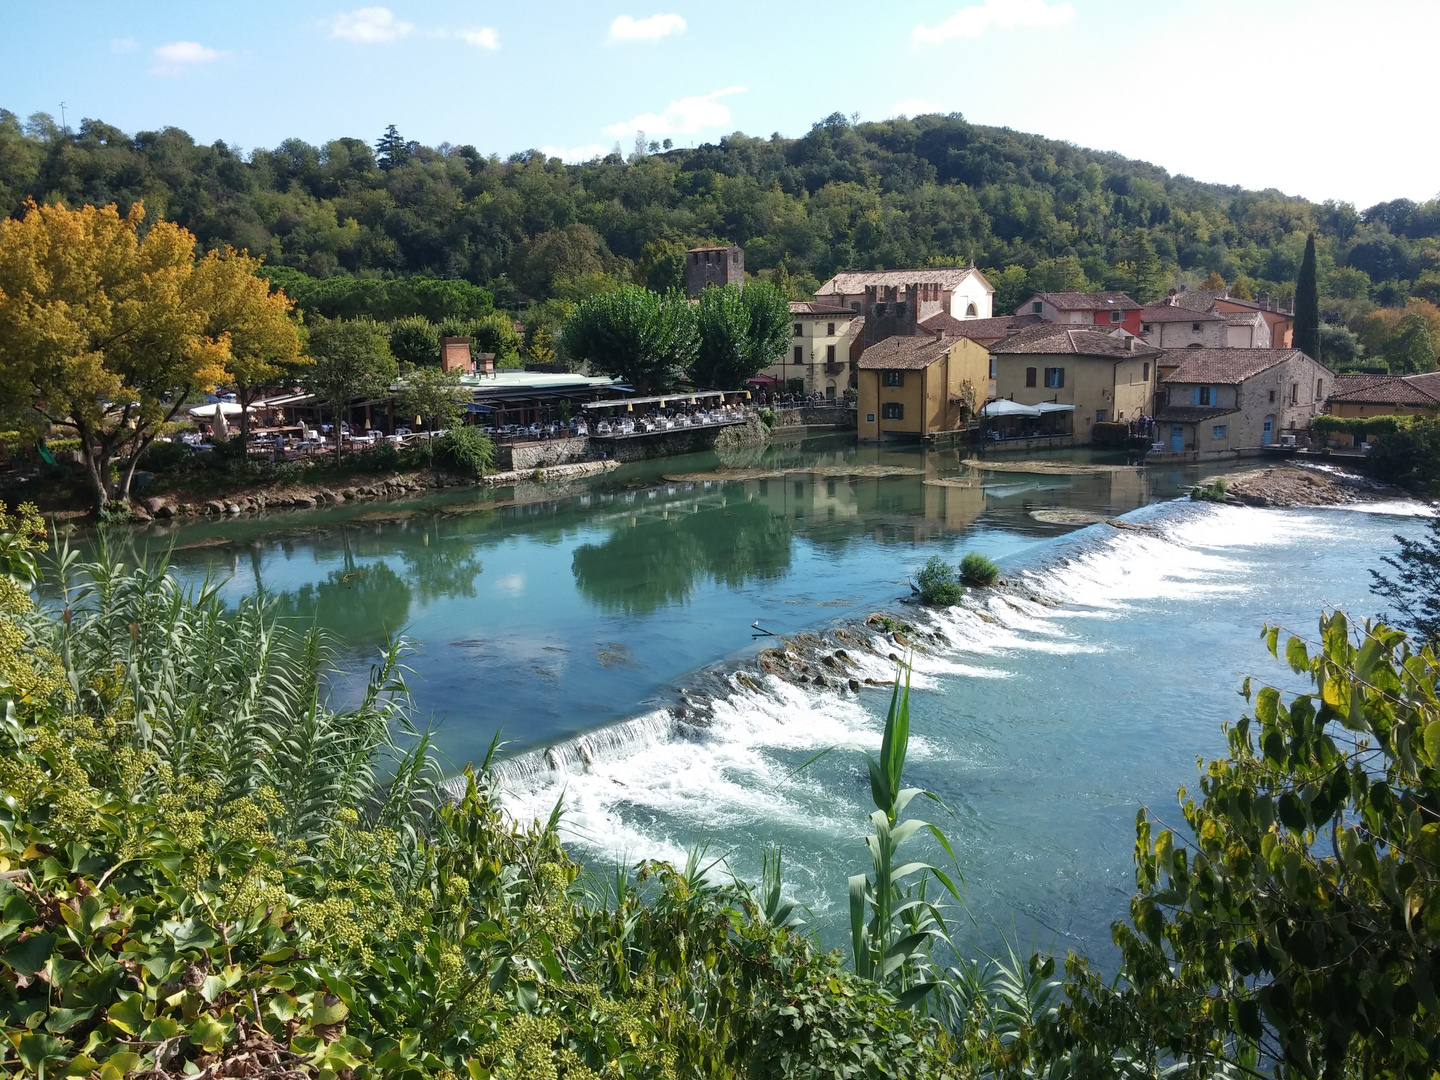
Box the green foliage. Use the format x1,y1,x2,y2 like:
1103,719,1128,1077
561,286,698,393
1055,613,1440,1077
0,547,961,1079
844,669,961,1007
396,364,469,431
1295,233,1320,358
302,317,398,464
916,556,965,606
1371,510,1440,644
433,426,494,477
1312,413,1414,438
958,552,1000,587
257,270,494,323
1190,477,1229,502
387,315,440,366
692,282,793,389
1380,311,1437,374
439,313,523,368
11,110,1440,317
1366,416,1440,492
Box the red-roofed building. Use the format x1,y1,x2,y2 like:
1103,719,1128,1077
1016,291,1144,336
1156,348,1331,456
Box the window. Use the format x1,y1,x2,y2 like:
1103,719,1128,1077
793,346,803,365
1032,301,1043,314
965,302,978,316
989,357,998,378
1142,323,1151,333
1142,362,1150,380
826,344,836,364
1026,367,1037,387
850,301,861,311
795,482,804,497
1291,382,1299,404
827,322,835,336
1212,424,1228,440
1109,310,1122,323
1316,378,1324,400
882,371,905,387
865,412,876,423
1193,386,1218,406
1192,322,1202,332
794,323,803,337
732,251,740,264
881,402,904,420
1044,367,1065,388
1096,409,1108,423
826,480,836,497
1269,389,1276,403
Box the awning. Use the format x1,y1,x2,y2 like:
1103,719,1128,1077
1034,402,1076,414
979,400,1041,418
745,375,778,385
583,390,732,410
187,402,251,419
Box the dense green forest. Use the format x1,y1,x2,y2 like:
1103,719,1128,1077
4,107,1439,369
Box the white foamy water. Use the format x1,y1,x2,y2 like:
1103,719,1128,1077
491,498,1424,945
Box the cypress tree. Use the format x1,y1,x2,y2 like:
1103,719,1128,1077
1295,233,1320,358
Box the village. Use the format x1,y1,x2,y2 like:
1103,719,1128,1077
147,239,1428,518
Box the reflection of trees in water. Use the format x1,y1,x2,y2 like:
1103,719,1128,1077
572,499,792,614
400,538,485,604
268,535,412,649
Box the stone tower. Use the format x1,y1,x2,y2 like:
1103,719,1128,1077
685,244,744,298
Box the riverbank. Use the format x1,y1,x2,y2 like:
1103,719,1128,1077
1209,462,1402,507
125,459,619,521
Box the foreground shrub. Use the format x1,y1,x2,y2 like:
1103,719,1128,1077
0,541,958,1078
435,425,495,476
959,551,1000,586
916,555,965,606
1189,477,1228,502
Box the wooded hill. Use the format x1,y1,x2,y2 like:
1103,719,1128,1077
3,108,1437,320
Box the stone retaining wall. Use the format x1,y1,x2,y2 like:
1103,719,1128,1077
591,422,750,462
499,437,591,470
777,405,857,429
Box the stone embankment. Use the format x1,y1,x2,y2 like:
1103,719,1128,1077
132,460,618,523
1210,464,1400,508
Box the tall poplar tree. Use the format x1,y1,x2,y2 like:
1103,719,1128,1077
1295,233,1321,359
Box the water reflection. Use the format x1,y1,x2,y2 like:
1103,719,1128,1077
572,499,792,614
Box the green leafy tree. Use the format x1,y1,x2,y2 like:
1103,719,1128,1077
1371,513,1440,643
1381,312,1437,374
439,314,523,368
1318,322,1365,369
692,282,792,389
1127,229,1163,303
1057,613,1440,1077
374,123,410,170
1366,416,1440,493
1294,232,1321,358
302,316,397,464
388,315,441,366
561,285,698,393
395,363,469,432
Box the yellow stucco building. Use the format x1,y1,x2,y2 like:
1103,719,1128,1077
856,333,991,441
989,324,1159,443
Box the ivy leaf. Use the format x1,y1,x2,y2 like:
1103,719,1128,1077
2,932,55,976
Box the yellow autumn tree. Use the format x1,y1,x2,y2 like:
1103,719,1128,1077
0,200,303,507
187,247,308,443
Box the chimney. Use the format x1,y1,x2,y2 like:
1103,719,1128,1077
1126,335,1136,352
477,351,496,376
441,337,475,374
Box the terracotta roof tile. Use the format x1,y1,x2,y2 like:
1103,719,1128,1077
856,335,954,370
817,267,992,295
1327,373,1440,406
1139,303,1224,324
789,301,858,316
1028,291,1141,312
989,323,1160,358
921,312,1045,339
1162,348,1305,384
1156,405,1237,423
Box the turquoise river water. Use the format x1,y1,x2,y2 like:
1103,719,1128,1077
109,434,1431,963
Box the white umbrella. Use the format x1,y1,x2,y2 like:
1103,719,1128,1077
186,402,249,419
979,400,1042,418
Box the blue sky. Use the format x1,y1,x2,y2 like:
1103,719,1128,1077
2,0,1435,208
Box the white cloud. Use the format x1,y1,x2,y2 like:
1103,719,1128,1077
110,37,138,54
913,0,1075,44
150,40,223,74
540,143,614,163
330,6,414,43
609,13,686,41
458,27,500,49
891,98,944,117
604,86,745,137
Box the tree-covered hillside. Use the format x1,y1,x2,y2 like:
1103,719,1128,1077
3,108,1437,330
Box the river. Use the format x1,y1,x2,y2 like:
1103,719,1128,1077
112,434,1430,964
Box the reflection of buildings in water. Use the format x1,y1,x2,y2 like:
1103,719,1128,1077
1105,467,1151,510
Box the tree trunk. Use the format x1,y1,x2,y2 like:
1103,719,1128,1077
115,433,153,503
73,419,111,510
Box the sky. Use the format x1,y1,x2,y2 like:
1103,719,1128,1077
1,0,1436,209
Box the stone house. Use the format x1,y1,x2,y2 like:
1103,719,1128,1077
1156,348,1331,456
989,324,1159,443
1139,300,1272,350
1170,288,1294,348
856,332,991,441
1322,372,1440,445
1016,291,1144,336
814,266,995,322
